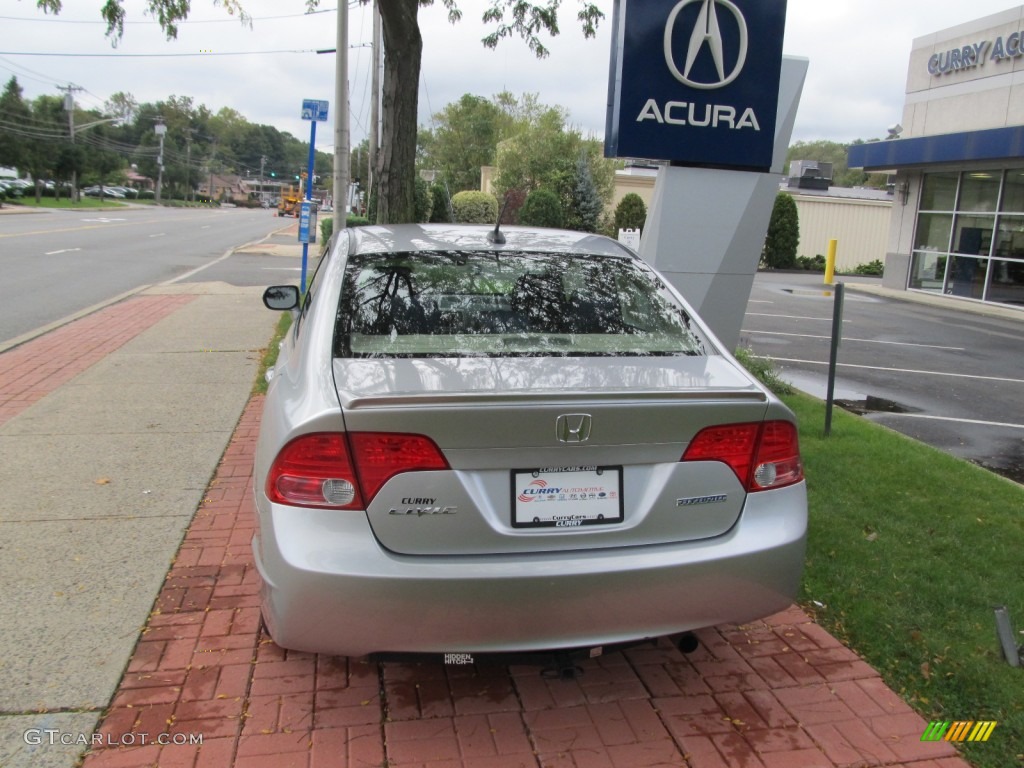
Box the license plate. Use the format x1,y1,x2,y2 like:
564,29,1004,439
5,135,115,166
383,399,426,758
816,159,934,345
511,466,623,529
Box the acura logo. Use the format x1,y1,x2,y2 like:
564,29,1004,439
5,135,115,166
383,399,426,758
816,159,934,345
556,414,592,444
664,0,749,90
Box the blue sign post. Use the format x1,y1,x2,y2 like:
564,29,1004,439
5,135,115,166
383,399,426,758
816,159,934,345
605,0,787,171
299,99,329,292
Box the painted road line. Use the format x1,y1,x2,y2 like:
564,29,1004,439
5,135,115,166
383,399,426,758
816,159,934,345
878,413,1024,431
744,313,835,321
742,329,965,352
44,248,82,256
767,356,1024,385
149,233,167,238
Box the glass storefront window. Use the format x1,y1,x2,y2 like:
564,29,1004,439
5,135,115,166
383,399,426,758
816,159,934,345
919,172,958,211
913,213,953,251
908,251,947,293
910,170,1024,307
995,214,1024,260
952,214,994,256
946,255,988,299
986,258,1024,306
1002,170,1024,212
958,172,1001,212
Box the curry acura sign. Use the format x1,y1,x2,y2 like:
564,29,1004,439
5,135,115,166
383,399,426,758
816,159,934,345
928,28,1024,75
605,0,788,171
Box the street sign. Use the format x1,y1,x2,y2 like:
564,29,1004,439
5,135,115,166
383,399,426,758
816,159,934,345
301,99,329,122
298,201,318,245
605,0,787,171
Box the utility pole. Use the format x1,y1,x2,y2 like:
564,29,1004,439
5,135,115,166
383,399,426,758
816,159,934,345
333,0,349,223
58,84,84,202
260,155,267,205
369,1,381,207
154,118,167,204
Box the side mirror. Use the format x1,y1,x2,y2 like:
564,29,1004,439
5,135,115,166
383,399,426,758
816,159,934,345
263,285,300,311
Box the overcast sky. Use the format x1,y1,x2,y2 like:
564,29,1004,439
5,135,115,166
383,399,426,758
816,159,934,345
1,0,1021,155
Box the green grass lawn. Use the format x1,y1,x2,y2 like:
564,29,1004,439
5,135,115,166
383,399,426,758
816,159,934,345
1,197,128,210
787,393,1023,768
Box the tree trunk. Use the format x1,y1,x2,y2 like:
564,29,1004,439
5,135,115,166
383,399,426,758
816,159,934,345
376,0,422,224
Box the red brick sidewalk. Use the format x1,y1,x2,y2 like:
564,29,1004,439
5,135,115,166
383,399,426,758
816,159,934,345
79,397,972,768
0,294,194,428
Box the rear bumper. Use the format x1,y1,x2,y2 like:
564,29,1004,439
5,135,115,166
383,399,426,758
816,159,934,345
253,482,807,657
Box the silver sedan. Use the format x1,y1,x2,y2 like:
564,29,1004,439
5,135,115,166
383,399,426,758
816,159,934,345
253,223,806,658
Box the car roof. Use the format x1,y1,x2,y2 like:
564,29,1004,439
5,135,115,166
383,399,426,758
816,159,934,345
346,224,637,260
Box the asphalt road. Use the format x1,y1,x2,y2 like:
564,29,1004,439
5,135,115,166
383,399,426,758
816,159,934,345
741,272,1024,483
0,205,290,347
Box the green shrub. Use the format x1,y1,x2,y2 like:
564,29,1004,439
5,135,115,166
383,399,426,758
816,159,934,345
138,190,155,200
518,188,564,228
733,346,793,396
414,176,432,223
796,255,826,271
853,259,885,276
451,190,499,224
429,182,450,222
320,215,372,243
762,192,800,269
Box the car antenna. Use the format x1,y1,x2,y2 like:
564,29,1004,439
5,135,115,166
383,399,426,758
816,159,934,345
488,197,510,245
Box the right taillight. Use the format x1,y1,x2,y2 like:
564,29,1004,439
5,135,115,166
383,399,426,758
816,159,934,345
265,432,449,509
682,420,803,492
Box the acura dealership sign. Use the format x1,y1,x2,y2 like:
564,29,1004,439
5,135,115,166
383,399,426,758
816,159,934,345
605,0,788,171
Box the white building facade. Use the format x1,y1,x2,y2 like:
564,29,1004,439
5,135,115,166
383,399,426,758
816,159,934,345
849,6,1024,308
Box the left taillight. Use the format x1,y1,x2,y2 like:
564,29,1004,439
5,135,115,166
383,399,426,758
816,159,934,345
681,420,803,492
265,432,449,509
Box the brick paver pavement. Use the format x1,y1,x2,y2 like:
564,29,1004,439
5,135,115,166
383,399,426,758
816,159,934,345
75,398,974,768
0,294,195,428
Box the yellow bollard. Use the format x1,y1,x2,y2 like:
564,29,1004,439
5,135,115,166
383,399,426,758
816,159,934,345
824,239,838,285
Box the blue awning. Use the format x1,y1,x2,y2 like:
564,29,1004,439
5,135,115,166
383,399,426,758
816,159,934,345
848,126,1024,170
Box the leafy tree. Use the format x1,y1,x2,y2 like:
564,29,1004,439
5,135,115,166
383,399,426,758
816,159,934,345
762,192,800,270
33,0,604,224
25,94,68,201
420,93,512,193
493,105,615,219
566,150,602,233
518,188,563,228
613,192,647,233
0,77,30,174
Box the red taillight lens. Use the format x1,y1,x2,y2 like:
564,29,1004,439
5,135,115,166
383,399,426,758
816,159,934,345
265,432,449,509
349,432,449,502
682,421,803,492
267,433,363,509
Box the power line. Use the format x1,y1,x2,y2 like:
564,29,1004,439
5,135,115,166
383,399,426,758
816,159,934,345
0,9,340,26
0,49,319,58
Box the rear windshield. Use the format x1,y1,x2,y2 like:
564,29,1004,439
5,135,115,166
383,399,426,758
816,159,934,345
335,250,707,358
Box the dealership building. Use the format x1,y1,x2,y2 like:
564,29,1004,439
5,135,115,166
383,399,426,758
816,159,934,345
848,5,1024,309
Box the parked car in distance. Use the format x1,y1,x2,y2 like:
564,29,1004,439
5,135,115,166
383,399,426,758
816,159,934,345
253,224,807,658
81,186,125,199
